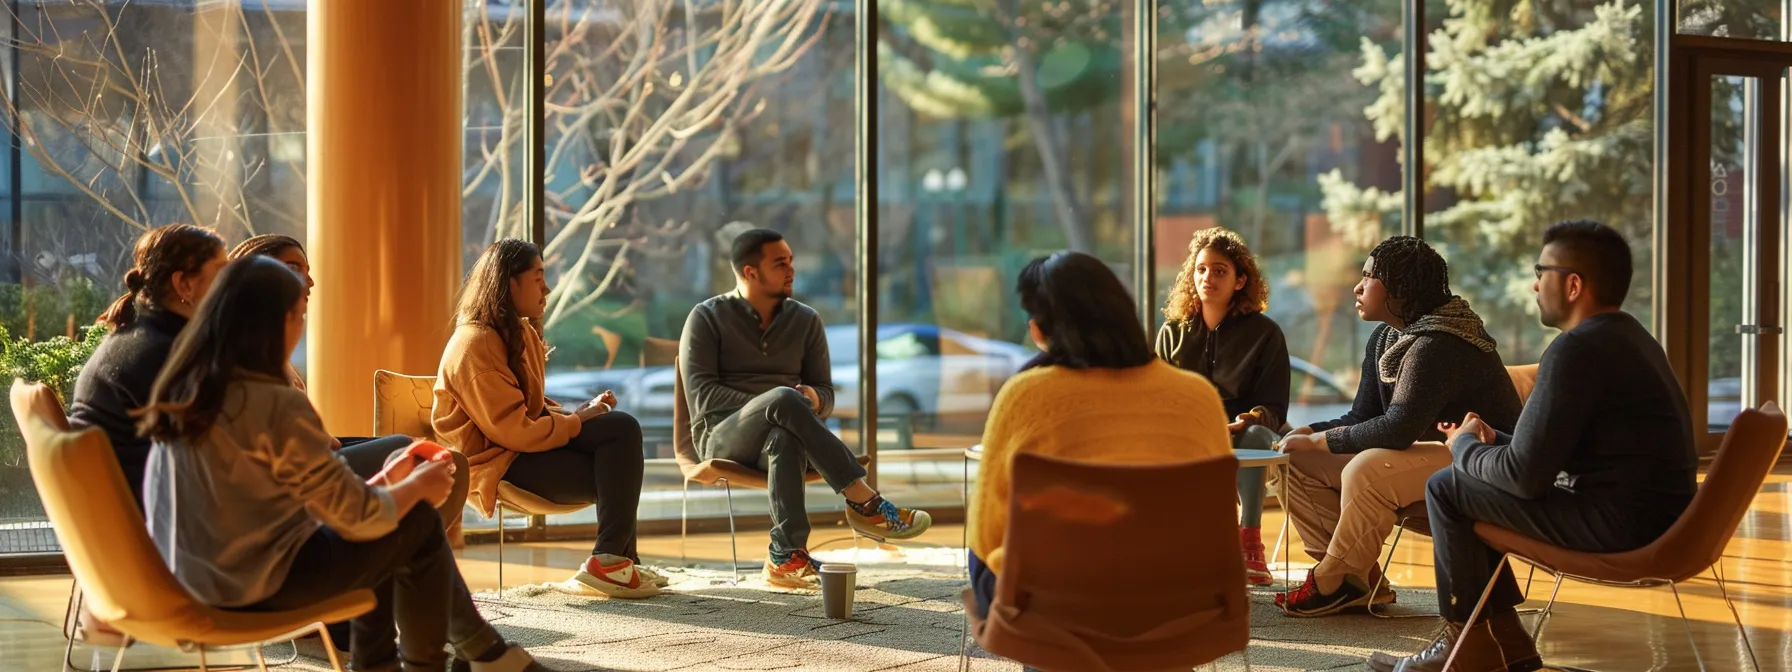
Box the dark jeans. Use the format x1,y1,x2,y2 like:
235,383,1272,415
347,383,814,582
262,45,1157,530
243,506,503,672
703,387,868,560
501,412,645,559
1426,466,1679,622
338,435,471,528
326,435,473,653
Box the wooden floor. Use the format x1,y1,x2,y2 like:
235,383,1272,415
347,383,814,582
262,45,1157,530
1,476,1788,671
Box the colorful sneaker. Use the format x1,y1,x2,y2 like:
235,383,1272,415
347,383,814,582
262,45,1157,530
844,495,932,541
573,556,661,599
764,549,821,590
1240,526,1273,586
1280,571,1375,617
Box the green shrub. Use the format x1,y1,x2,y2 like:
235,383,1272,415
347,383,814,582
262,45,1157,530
0,322,106,522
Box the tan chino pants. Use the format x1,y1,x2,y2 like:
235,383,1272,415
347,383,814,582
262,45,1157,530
1282,441,1451,593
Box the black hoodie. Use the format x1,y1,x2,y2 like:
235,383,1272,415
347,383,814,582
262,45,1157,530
1155,312,1291,430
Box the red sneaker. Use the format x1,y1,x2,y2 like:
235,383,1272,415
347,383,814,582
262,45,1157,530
764,549,820,590
1240,526,1273,586
573,556,661,599
1275,568,1318,607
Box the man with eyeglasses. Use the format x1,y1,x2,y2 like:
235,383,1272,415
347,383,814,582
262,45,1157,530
1368,220,1697,672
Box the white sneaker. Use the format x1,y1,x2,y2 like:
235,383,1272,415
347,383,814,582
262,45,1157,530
572,556,661,599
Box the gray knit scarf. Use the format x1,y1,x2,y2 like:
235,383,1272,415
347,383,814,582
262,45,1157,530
1377,296,1497,384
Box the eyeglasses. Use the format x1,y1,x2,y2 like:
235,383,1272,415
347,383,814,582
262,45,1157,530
1534,264,1578,279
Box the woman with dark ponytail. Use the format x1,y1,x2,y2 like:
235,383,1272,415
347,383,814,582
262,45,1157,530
71,223,227,507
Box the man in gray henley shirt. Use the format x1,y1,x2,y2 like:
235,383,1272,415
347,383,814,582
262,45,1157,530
679,228,932,589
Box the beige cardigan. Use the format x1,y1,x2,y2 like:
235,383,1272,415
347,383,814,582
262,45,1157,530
431,320,582,517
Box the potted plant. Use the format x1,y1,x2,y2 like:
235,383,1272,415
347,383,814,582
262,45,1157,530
0,324,106,519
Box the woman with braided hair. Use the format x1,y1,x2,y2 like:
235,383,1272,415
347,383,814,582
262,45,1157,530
1274,236,1523,617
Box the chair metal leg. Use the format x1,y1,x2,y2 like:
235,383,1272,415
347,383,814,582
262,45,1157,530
110,636,132,672
962,455,970,577
1669,580,1710,671
1368,521,1427,619
680,479,690,565
1441,554,1511,672
63,584,82,672
197,646,209,672
318,623,348,672
722,478,740,583
1711,560,1762,671
496,503,506,595
957,604,970,672
1530,573,1565,641
1275,463,1291,584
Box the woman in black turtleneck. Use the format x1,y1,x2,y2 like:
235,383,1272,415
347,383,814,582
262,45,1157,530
1155,227,1290,587
69,224,227,508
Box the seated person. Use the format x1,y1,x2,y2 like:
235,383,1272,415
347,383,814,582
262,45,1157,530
231,233,473,652
1155,227,1290,585
433,239,663,599
680,228,931,589
971,251,1233,616
64,224,224,645
1368,221,1697,672
232,233,471,523
138,256,543,672
1277,236,1522,617
71,224,227,507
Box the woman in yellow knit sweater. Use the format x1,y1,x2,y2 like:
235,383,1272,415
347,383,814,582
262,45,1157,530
968,251,1234,615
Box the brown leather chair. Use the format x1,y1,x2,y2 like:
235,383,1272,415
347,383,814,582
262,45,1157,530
671,358,869,579
964,452,1249,671
1448,402,1787,671
12,380,374,672
1368,364,1541,617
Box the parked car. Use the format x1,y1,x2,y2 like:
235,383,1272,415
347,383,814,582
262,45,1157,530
598,323,1036,439
1285,358,1354,429
543,323,1371,450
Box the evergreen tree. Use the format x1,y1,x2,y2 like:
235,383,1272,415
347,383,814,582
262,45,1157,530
1319,0,1692,362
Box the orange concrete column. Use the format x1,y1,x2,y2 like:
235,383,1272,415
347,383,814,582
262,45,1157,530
306,0,462,435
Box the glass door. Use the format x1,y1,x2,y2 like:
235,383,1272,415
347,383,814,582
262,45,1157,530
1667,38,1792,445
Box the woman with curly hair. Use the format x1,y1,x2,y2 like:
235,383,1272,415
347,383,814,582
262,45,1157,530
1155,227,1289,586
1274,236,1522,618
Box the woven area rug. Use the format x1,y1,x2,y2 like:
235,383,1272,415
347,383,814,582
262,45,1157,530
281,548,1445,671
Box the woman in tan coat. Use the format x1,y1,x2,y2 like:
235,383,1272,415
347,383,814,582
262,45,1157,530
433,239,661,599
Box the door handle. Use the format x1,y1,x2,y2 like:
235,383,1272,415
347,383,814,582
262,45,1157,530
1736,325,1785,335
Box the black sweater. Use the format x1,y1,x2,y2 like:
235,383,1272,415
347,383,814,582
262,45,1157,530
1311,323,1522,454
1452,312,1696,510
1155,313,1290,429
69,307,187,502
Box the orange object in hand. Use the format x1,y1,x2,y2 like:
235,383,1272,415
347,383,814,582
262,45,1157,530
371,439,453,485
407,439,452,462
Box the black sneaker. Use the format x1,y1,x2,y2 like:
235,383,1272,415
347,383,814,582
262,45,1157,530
1280,572,1375,618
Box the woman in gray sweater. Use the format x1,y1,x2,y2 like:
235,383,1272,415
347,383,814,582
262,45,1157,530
137,256,543,672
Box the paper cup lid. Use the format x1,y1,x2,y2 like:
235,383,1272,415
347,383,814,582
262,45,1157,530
818,563,857,572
